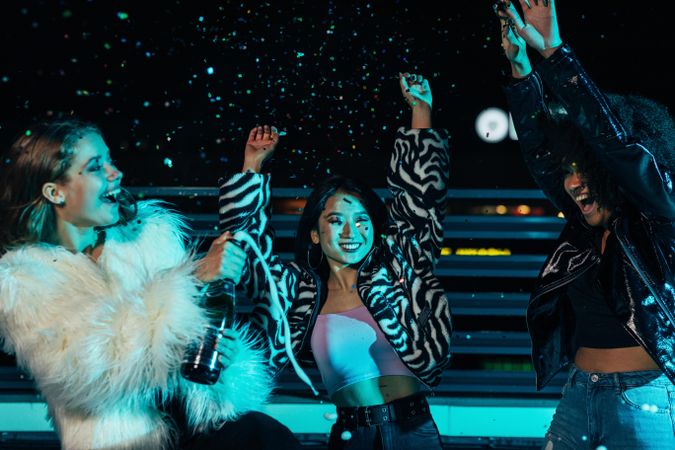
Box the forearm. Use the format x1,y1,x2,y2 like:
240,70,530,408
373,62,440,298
388,127,449,266
536,44,627,146
218,172,271,235
511,58,532,79
410,103,432,129
503,72,572,214
241,159,263,173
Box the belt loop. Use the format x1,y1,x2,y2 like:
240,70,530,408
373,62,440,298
568,365,577,387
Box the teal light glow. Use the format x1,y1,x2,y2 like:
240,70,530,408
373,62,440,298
0,400,557,438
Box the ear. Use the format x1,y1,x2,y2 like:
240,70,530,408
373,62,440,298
310,229,320,245
42,182,65,206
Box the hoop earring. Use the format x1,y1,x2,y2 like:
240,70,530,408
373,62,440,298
306,244,324,271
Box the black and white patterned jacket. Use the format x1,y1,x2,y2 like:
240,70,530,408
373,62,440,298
218,127,453,388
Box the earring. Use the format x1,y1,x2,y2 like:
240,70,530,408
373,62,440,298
306,244,324,271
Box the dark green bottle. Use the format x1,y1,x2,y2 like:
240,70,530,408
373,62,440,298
180,280,236,385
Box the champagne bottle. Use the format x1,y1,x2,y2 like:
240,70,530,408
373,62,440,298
180,279,236,385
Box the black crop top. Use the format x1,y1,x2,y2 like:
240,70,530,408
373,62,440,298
567,234,639,349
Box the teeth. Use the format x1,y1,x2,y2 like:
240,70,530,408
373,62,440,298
575,193,589,202
340,243,360,250
103,188,121,200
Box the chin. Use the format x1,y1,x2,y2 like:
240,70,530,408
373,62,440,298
583,217,602,227
98,207,120,227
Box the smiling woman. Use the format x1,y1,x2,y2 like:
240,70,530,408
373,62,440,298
219,72,453,450
0,119,301,450
0,121,135,251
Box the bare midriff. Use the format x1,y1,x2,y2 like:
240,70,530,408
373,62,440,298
575,346,660,373
331,375,424,407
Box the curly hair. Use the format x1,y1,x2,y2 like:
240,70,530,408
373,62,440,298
545,93,674,211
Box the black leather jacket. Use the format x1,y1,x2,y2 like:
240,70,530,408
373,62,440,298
504,44,675,390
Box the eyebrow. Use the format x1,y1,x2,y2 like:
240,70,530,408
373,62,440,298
77,155,105,173
323,210,369,217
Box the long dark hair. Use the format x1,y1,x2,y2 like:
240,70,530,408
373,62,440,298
546,93,675,211
294,175,388,279
0,119,136,253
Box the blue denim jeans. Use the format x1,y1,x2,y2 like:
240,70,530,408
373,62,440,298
327,414,442,450
544,365,675,449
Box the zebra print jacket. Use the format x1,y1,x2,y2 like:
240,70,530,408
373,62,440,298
218,127,453,388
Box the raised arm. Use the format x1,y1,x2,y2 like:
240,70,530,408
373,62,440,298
387,73,450,273
495,1,577,216
218,126,298,371
511,0,675,218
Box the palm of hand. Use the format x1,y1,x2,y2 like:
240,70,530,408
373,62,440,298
244,137,276,164
520,2,560,48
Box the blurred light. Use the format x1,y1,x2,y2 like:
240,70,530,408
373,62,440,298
516,204,531,215
475,108,518,143
557,211,565,219
508,113,518,140
441,247,452,256
496,205,507,215
455,248,512,256
476,108,508,143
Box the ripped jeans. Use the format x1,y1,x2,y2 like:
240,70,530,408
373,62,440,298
544,365,675,449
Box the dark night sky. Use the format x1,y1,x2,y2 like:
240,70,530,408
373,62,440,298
1,1,673,190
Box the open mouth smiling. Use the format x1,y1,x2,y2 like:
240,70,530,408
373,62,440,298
339,242,362,252
101,188,121,203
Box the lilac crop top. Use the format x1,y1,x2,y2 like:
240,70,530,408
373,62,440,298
310,305,416,396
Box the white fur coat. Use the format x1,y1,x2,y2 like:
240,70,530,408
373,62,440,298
0,201,272,450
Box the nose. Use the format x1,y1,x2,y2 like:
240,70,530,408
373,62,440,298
564,171,583,191
340,221,355,238
106,162,123,183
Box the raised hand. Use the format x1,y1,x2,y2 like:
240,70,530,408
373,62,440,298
400,73,432,128
494,0,532,77
195,231,247,284
400,73,432,110
242,125,280,173
514,0,562,58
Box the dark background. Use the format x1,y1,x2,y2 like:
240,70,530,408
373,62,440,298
1,1,673,190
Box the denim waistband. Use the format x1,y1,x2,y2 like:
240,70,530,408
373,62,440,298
568,364,669,387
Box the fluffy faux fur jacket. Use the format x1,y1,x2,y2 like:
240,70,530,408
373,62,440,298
0,201,272,450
